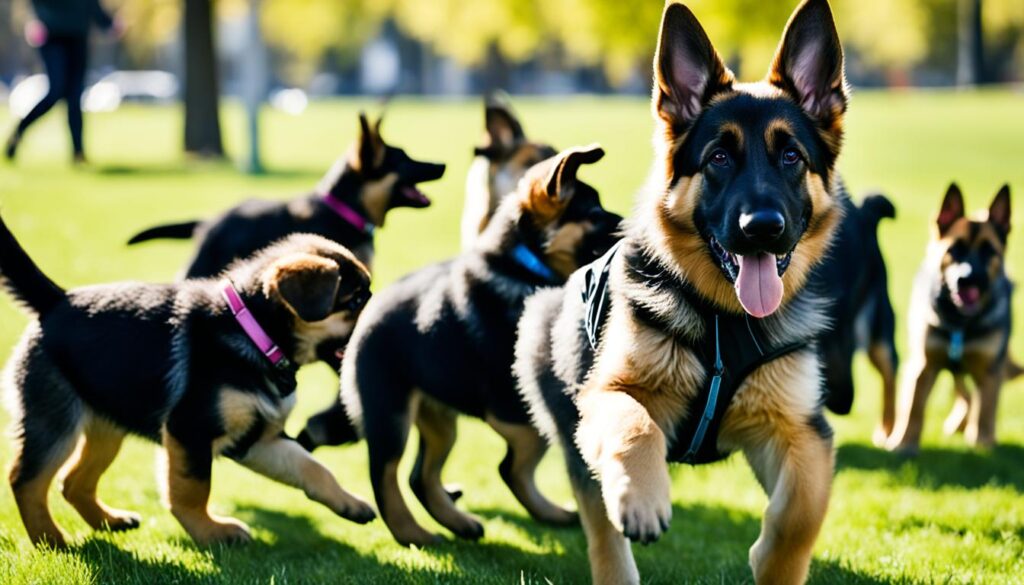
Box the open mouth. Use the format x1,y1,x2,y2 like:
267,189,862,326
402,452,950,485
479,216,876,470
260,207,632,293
951,285,982,314
709,236,793,319
399,185,431,208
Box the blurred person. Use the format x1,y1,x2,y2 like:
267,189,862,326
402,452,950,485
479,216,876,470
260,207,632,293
4,0,121,164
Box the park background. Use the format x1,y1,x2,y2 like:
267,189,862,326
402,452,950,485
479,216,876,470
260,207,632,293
0,0,1023,583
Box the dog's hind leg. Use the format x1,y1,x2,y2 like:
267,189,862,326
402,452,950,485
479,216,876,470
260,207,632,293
61,415,141,532
7,337,84,548
943,374,971,435
886,359,940,455
409,396,483,540
965,371,1001,449
363,384,440,547
488,415,577,526
867,288,900,447
236,435,376,524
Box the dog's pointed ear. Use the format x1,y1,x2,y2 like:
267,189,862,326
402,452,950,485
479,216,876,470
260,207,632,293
266,254,341,323
523,144,604,221
480,94,525,156
937,183,965,236
653,2,733,134
355,112,384,173
544,144,604,203
768,0,848,125
989,184,1012,238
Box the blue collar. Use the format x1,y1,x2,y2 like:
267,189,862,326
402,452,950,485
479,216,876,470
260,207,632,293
949,329,965,364
511,243,557,283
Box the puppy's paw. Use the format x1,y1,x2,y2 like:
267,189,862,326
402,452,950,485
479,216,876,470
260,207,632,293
193,517,252,546
448,513,484,541
601,463,672,544
101,510,142,532
394,526,443,548
334,495,377,525
871,425,890,448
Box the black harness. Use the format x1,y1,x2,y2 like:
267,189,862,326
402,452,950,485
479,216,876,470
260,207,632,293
582,242,810,464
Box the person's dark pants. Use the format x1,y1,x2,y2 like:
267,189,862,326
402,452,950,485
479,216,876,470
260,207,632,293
17,35,89,156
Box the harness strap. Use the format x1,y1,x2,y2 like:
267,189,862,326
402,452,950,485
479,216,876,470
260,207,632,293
681,315,724,463
948,329,965,366
511,243,558,283
583,240,623,350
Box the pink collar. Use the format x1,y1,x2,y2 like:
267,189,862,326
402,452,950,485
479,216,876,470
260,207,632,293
220,280,287,366
321,193,375,235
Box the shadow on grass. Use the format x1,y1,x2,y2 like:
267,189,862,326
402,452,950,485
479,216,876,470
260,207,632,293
836,442,1024,491
64,502,905,583
95,164,320,181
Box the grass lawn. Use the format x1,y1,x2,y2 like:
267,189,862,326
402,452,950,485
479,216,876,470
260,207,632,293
0,92,1022,584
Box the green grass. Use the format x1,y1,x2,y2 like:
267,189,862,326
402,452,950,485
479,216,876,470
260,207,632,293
0,92,1022,584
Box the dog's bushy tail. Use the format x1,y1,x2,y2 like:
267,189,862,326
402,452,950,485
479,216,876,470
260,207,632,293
1007,359,1024,381
0,214,65,316
295,398,360,451
127,220,199,245
859,193,896,232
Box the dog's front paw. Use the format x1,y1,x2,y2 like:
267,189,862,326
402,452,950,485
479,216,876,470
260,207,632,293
601,462,672,544
192,518,252,546
102,509,142,532
331,494,377,525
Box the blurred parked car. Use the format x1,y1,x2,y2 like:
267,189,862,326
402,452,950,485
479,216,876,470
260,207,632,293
82,70,179,112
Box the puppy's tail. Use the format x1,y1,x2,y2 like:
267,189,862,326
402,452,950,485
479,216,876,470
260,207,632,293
127,220,200,245
295,399,360,451
859,193,897,232
0,214,65,316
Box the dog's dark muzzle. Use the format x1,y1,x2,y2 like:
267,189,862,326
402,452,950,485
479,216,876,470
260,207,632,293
406,161,446,184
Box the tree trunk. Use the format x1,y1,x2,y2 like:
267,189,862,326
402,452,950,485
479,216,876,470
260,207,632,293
184,0,225,157
956,0,984,87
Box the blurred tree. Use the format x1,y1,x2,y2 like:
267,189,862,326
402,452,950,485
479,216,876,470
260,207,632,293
184,0,224,157
957,0,984,85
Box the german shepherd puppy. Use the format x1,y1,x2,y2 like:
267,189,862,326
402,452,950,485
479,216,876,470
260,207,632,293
301,145,621,546
887,184,1019,453
128,113,445,281
0,218,376,548
461,94,557,250
515,2,850,583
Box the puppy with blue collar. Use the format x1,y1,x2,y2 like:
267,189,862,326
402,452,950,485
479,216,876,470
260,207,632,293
298,144,622,546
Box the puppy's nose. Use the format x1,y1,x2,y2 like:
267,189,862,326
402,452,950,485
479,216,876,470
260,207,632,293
740,210,785,243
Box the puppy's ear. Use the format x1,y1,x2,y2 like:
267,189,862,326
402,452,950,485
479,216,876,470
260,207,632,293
937,183,965,236
768,0,848,126
988,184,1012,238
265,254,341,323
478,94,525,158
355,112,384,173
523,144,604,221
653,2,733,134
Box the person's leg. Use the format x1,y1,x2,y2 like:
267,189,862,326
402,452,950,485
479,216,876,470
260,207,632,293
64,36,88,160
7,39,68,159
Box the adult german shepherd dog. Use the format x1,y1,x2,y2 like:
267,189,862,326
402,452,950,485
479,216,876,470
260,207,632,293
886,184,1020,453
515,1,857,583
128,113,445,281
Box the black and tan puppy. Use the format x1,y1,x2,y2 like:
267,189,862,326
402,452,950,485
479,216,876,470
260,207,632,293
461,93,557,250
887,184,1018,453
516,2,851,583
302,144,621,546
129,113,445,280
1,218,376,548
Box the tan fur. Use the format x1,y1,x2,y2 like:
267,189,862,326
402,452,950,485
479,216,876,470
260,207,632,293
163,430,252,545
60,417,140,531
764,118,796,152
869,341,898,446
574,484,640,585
380,459,439,547
9,414,80,547
360,173,400,227
412,398,482,536
545,222,587,280
487,416,577,525
292,312,357,364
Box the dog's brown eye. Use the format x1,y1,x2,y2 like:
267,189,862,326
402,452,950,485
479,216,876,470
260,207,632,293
709,150,729,167
782,148,802,165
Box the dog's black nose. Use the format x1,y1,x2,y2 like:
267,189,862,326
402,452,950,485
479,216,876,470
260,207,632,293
739,210,785,242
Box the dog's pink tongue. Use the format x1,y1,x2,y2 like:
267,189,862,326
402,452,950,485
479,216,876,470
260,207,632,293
735,253,784,318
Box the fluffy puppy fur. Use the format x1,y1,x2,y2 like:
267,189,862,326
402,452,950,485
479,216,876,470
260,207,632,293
515,2,853,583
887,184,1019,453
302,145,621,547
461,94,557,250
0,218,375,548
